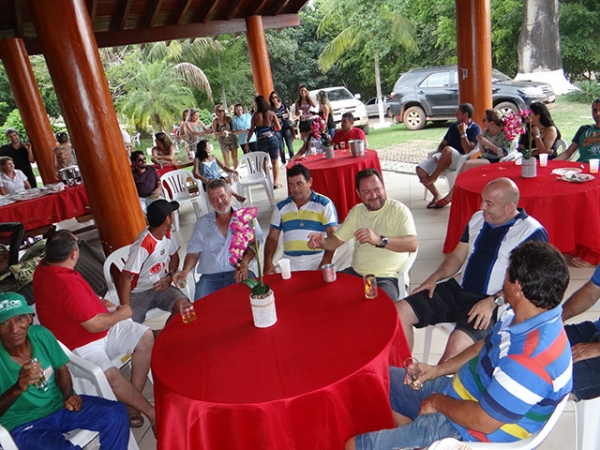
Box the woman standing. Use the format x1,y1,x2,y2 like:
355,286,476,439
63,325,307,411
151,132,176,167
269,91,294,164
51,132,77,178
247,95,282,189
232,104,256,153
184,108,211,159
520,102,561,159
294,85,317,140
212,105,240,169
317,91,336,139
0,156,31,195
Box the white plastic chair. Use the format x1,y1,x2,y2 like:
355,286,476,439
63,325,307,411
0,344,139,450
103,245,165,322
236,152,275,206
398,250,418,300
573,396,600,450
132,132,141,146
160,169,204,231
423,147,480,200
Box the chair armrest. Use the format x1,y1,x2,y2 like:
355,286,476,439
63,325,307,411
0,424,18,450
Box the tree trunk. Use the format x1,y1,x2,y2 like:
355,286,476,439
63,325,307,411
374,56,385,124
518,0,562,72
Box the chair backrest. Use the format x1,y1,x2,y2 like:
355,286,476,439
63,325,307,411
398,250,418,300
102,245,132,304
238,152,271,181
161,169,197,202
555,138,568,155
467,394,569,449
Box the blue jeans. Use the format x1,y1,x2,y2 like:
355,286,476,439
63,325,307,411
565,321,600,401
11,395,129,450
276,128,295,162
355,368,461,450
194,270,256,300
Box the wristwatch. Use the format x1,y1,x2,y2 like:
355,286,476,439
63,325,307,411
375,236,389,248
493,293,505,306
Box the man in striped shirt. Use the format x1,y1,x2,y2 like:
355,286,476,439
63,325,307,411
264,164,338,274
347,241,572,450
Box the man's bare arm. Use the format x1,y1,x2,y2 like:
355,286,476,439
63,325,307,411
263,228,281,274
412,242,469,297
80,305,133,333
562,281,600,321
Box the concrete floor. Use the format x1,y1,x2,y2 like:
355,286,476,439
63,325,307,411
66,167,596,449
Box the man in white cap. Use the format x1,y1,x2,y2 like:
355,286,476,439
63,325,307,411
0,292,129,448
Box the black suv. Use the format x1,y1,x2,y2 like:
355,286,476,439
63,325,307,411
389,66,556,130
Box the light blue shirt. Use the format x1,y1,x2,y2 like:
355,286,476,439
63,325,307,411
232,113,256,146
187,208,264,275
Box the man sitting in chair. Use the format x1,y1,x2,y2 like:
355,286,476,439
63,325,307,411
397,178,547,362
416,103,481,209
130,150,162,214
346,241,572,450
117,200,190,324
34,230,157,430
0,292,130,449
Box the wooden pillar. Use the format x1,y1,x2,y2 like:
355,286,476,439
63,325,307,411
246,16,274,98
0,38,57,184
29,0,145,254
455,0,492,128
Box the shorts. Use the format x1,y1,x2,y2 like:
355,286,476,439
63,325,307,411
403,278,493,342
217,135,239,153
283,253,325,271
418,147,463,175
256,135,280,160
299,118,314,133
73,319,149,372
130,285,187,323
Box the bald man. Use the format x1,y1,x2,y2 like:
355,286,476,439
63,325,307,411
397,178,549,361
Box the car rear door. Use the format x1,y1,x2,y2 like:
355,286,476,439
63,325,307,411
417,70,454,117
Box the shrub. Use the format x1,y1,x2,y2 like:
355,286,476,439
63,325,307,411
566,80,600,104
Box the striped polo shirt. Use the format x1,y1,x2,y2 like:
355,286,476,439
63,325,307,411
446,305,572,443
460,209,548,296
270,191,338,257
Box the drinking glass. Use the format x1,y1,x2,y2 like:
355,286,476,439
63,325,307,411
590,158,599,174
180,303,197,324
29,358,48,391
363,274,377,299
279,258,292,280
539,153,548,167
403,357,422,391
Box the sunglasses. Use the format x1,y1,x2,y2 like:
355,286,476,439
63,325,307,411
136,158,145,162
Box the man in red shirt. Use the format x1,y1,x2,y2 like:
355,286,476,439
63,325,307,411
33,230,156,430
331,112,367,150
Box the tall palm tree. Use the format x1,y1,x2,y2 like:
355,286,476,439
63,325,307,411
317,0,417,124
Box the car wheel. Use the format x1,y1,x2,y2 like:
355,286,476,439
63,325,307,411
360,123,370,135
403,106,426,130
495,101,518,116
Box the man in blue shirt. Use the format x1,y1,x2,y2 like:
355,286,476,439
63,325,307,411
416,103,481,208
347,241,572,450
397,178,548,361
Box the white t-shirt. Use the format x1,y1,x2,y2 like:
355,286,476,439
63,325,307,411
0,169,28,194
123,229,180,293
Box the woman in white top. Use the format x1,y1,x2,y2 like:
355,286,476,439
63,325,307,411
0,156,31,195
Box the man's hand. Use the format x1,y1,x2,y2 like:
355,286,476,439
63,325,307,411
572,343,600,363
419,393,442,415
172,270,187,286
153,274,172,292
411,276,438,298
235,261,250,283
17,360,43,392
307,232,325,249
64,394,83,412
114,304,133,320
467,297,495,330
264,261,277,275
457,122,467,135
101,299,116,309
354,228,378,246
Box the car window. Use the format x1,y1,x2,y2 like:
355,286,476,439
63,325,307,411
451,70,458,86
327,89,354,101
366,98,376,105
419,72,450,88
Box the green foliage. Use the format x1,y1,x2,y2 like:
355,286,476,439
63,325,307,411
566,80,600,104
1,109,26,138
241,278,271,296
490,0,522,76
560,0,600,80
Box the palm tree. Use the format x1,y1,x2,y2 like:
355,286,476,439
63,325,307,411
317,0,417,125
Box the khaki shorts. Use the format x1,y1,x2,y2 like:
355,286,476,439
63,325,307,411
418,147,463,175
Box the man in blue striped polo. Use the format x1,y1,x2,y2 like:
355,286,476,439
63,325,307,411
264,164,338,274
397,178,548,362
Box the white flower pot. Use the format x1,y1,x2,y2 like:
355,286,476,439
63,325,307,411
521,157,537,178
250,290,277,328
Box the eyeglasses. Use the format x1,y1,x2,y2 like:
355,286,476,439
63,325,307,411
136,158,145,162
217,109,224,113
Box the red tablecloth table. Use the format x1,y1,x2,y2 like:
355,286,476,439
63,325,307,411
288,150,382,221
0,184,90,231
444,160,600,264
152,272,410,450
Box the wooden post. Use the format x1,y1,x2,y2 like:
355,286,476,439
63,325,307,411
29,0,146,254
0,38,57,185
246,16,274,98
455,0,492,128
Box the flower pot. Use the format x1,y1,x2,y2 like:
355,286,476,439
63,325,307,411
250,290,277,328
324,146,335,159
521,157,537,178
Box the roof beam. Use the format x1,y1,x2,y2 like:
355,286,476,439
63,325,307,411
86,0,98,21
12,0,23,38
170,0,193,25
225,0,244,21
111,0,133,31
193,0,219,24
24,14,300,55
144,0,163,28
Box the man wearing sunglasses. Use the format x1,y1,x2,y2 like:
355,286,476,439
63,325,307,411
130,150,162,213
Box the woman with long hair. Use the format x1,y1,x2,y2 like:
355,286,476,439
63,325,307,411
193,140,245,203
52,132,77,177
184,108,211,158
212,104,240,169
151,132,176,167
269,91,294,163
519,102,561,159
317,91,336,139
294,85,317,140
247,95,282,189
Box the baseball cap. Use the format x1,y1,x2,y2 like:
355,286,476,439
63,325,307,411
0,292,34,324
147,200,179,227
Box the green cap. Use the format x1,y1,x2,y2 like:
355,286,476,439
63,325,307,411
0,292,34,324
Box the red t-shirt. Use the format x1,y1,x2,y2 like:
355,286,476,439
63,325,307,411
33,263,108,350
331,127,366,150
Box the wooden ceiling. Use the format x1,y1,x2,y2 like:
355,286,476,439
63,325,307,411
0,0,308,54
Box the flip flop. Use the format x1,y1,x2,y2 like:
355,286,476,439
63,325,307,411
127,407,145,428
571,257,594,268
426,198,439,209
273,184,282,190
431,198,450,209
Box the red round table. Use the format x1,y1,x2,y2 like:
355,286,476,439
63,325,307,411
288,150,382,221
444,160,600,264
152,272,410,450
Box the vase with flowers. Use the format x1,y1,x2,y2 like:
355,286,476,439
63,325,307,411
229,206,277,328
310,117,334,158
503,109,535,177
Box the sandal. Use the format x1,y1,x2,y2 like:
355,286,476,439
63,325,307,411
273,184,282,190
127,407,145,428
431,198,450,209
571,257,594,268
426,198,439,209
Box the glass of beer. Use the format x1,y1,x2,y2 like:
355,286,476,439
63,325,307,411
180,303,197,324
404,357,422,391
364,274,377,299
